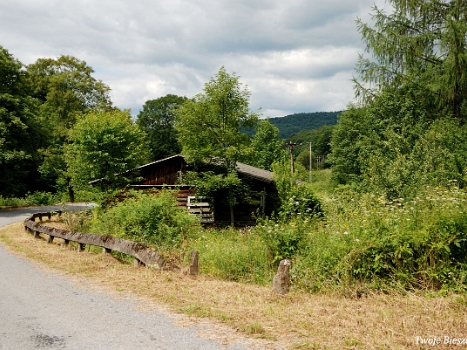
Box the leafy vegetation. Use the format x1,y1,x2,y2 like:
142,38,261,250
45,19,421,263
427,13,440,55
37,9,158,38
175,67,259,226
242,119,285,171
90,190,200,249
66,109,150,192
136,94,187,161
0,46,46,197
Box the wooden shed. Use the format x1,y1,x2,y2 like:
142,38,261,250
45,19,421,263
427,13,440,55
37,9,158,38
97,155,280,226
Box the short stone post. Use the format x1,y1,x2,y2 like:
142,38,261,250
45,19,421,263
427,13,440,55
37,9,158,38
103,247,111,254
78,243,85,252
47,235,54,244
182,250,199,276
189,250,199,275
273,259,291,294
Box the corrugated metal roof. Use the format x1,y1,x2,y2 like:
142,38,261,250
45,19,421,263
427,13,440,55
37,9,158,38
235,162,274,184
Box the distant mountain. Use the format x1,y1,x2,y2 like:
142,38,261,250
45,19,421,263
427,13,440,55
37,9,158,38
268,111,341,138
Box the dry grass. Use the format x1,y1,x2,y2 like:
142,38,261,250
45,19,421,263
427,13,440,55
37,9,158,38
1,221,466,350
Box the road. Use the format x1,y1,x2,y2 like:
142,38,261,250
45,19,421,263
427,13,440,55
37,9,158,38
0,205,257,350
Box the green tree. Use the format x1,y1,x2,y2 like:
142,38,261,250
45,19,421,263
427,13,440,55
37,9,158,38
175,67,259,225
136,94,187,161
356,0,467,123
329,0,467,197
0,46,46,196
66,109,150,192
245,119,284,171
27,55,113,200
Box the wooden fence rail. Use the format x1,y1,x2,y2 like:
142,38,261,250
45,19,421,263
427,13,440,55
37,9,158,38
23,211,166,268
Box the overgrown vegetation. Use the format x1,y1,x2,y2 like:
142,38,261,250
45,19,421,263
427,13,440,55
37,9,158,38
90,190,200,250
4,0,467,297
0,192,60,207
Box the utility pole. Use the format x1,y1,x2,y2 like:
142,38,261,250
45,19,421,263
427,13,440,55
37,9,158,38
309,142,312,184
285,141,301,175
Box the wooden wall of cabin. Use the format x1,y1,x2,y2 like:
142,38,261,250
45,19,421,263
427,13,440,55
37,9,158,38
138,157,186,186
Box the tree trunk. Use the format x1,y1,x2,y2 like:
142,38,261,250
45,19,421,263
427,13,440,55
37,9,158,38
67,178,75,203
228,186,235,227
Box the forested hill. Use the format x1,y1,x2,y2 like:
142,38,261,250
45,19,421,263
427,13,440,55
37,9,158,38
269,111,341,138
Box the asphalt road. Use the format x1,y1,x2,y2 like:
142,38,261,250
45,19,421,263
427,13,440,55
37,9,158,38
0,206,257,350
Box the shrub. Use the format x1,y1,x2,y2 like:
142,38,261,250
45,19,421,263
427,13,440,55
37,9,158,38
0,192,60,207
292,185,467,292
90,190,201,249
252,217,314,264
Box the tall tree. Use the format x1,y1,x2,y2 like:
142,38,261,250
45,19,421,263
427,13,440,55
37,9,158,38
26,55,112,201
66,109,150,192
356,0,467,123
136,94,187,161
245,119,284,171
175,67,259,225
0,46,45,196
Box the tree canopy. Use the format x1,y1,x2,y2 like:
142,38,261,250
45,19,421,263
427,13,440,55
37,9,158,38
0,46,45,196
26,55,113,200
330,0,467,198
175,67,259,225
355,0,467,123
175,67,259,169
66,109,150,192
244,119,285,171
136,94,187,161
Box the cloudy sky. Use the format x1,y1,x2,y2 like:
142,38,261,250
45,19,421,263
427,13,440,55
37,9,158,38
1,0,388,118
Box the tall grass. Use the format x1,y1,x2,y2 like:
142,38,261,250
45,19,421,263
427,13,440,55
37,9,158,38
79,173,467,294
190,227,272,285
292,184,467,293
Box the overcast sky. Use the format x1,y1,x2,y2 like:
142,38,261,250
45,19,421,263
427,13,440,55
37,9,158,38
1,0,388,118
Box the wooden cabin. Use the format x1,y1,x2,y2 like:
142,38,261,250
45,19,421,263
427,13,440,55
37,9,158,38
129,155,280,226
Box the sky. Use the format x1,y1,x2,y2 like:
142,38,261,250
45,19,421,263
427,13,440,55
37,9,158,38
1,0,389,118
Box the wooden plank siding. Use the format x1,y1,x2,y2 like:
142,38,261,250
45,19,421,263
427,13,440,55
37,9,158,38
92,155,279,226
137,155,186,186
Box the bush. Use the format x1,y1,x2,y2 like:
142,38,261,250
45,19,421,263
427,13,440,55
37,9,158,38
292,186,467,292
252,217,313,264
0,191,60,207
90,190,201,249
278,184,323,221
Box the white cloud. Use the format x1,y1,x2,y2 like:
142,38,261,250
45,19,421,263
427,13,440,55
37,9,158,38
0,0,389,117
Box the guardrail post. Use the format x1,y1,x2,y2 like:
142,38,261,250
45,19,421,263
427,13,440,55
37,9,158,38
134,258,142,267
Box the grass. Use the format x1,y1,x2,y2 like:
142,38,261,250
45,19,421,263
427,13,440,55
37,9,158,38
1,219,466,349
